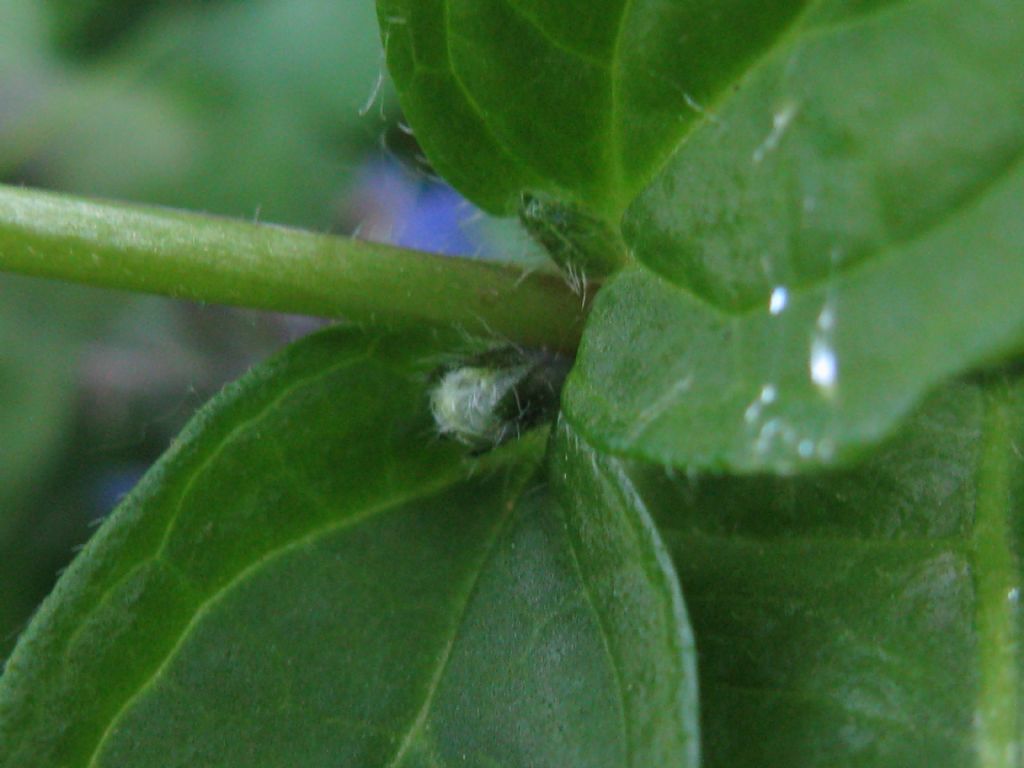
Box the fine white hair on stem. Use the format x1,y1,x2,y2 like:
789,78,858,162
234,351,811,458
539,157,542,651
563,261,588,300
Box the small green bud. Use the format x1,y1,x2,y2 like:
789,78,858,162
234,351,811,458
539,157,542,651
430,348,571,452
519,193,629,280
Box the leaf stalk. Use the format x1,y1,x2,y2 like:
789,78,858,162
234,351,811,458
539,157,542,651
0,184,586,351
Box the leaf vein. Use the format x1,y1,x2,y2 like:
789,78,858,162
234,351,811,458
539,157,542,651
83,473,475,768
560,508,632,766
383,490,521,768
493,0,612,70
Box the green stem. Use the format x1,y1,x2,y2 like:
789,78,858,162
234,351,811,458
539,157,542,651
972,381,1023,768
0,184,586,351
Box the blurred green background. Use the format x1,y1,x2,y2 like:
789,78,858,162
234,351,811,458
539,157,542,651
0,0,546,658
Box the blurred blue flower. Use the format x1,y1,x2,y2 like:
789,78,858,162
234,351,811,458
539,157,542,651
348,159,486,257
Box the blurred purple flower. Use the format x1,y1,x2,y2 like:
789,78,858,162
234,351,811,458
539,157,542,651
345,159,486,257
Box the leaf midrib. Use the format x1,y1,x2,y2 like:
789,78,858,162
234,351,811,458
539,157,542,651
606,0,637,200
562,505,632,766
383,488,520,768
555,426,699,767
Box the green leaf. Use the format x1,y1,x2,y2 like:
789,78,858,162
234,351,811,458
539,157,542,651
377,0,806,273
625,1,1023,309
563,1,1024,472
548,420,700,767
378,0,804,218
585,375,1024,766
565,243,1024,474
0,326,697,768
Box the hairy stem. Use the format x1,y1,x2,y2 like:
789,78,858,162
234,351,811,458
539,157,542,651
0,184,587,351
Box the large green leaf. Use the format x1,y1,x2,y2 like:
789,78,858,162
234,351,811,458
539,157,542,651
378,0,804,218
565,237,1024,474
0,326,698,768
561,0,1024,472
625,0,1023,308
565,375,1024,766
377,0,811,274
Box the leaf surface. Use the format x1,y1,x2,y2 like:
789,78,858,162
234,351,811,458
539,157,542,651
374,0,806,274
573,376,1024,766
376,0,805,231
548,418,700,768
0,327,697,768
562,0,1024,471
